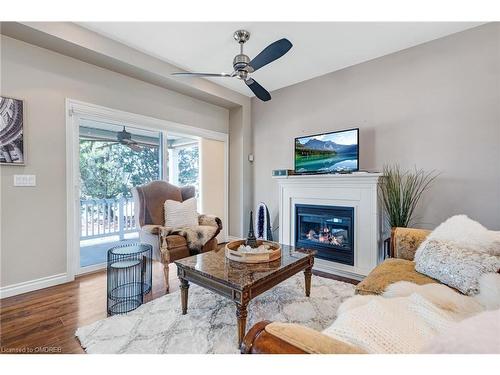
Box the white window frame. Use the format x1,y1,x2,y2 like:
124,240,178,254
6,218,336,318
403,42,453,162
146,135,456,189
66,99,229,277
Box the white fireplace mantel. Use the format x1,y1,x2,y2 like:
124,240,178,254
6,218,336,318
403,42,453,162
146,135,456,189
275,173,383,280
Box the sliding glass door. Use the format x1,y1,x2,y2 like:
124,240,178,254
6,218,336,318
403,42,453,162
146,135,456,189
68,101,227,277
78,119,162,270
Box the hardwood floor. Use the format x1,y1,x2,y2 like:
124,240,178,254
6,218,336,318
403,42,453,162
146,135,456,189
0,259,357,354
0,262,175,354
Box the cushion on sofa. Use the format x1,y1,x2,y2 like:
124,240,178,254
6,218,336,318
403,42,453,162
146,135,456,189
355,258,439,295
415,240,500,295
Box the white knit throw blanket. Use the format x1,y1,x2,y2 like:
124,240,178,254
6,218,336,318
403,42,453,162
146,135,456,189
323,292,476,353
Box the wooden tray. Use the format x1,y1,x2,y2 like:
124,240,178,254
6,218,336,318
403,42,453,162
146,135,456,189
225,240,281,263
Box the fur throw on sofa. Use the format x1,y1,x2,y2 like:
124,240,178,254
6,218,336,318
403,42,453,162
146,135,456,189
417,215,500,256
322,273,500,353
422,309,500,354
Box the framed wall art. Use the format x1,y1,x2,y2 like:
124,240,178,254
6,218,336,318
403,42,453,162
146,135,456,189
0,96,25,165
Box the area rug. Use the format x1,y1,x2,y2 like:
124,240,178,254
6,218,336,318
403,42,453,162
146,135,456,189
76,274,355,354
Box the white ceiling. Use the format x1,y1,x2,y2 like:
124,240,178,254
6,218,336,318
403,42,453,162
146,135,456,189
79,22,483,97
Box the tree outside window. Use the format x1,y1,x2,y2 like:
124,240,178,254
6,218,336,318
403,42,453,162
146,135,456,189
174,145,199,197
79,141,160,200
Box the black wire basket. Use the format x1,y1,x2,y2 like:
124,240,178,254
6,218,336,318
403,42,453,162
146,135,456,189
107,243,152,316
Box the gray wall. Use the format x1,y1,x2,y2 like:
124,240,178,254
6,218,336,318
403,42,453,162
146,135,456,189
0,36,228,287
1,21,254,240
252,23,500,232
228,105,253,237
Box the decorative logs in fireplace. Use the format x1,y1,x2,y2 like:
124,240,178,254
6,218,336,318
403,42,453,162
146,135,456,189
295,204,354,266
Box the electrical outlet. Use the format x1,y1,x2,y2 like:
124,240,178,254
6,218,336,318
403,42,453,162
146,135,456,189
14,175,36,187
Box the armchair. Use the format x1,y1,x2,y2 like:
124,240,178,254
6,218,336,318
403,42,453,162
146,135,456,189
132,181,222,292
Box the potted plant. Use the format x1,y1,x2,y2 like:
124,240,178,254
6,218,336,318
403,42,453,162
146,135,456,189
379,164,438,257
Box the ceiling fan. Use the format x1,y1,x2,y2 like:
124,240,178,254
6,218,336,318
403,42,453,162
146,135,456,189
92,126,150,152
172,30,293,102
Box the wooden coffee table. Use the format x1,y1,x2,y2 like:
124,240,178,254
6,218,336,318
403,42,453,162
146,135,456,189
175,244,315,347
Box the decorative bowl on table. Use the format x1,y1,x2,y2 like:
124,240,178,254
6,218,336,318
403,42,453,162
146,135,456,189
225,239,281,263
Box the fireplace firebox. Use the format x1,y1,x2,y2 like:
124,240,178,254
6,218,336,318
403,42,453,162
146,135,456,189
295,204,354,265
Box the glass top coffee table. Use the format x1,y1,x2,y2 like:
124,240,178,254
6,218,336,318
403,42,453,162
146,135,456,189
175,244,315,347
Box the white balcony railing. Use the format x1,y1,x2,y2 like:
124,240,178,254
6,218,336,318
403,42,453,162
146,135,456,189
80,197,137,241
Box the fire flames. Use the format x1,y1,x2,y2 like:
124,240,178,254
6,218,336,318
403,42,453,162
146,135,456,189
306,228,345,246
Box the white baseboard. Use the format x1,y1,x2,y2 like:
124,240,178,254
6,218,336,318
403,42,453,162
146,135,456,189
0,273,74,299
313,258,366,281
78,262,106,276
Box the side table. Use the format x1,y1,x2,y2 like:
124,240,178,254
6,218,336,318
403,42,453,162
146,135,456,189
107,243,152,315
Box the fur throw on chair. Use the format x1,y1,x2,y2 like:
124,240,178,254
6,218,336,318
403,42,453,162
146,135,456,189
160,225,219,254
159,213,220,254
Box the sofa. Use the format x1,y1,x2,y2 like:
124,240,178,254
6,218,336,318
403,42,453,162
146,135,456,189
241,227,437,354
131,180,222,292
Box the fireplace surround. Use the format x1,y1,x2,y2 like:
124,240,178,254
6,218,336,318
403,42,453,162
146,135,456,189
295,204,354,265
275,173,382,279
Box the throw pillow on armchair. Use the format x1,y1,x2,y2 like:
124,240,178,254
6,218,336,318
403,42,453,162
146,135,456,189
164,197,198,228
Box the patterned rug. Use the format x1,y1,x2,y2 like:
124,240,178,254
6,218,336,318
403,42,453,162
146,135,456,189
76,274,355,354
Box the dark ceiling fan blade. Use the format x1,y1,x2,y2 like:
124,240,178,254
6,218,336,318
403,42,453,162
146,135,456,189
120,138,143,152
172,72,234,78
248,38,292,72
96,142,119,150
245,79,271,102
127,143,143,152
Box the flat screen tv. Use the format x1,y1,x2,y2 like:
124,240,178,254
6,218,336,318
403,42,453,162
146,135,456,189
294,128,359,174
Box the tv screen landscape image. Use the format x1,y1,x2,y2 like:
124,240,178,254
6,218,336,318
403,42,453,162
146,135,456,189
295,128,359,174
